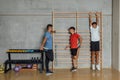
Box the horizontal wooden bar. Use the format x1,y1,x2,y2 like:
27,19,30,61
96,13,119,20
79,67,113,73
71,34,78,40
103,14,112,16
55,47,90,49
55,51,90,53
54,38,102,41
54,62,91,64
55,31,102,33
56,54,90,56
54,16,100,18
54,62,102,64
54,12,101,14
54,34,90,36
54,41,90,43
57,59,103,61
54,38,90,40
54,16,76,18
54,12,77,14
54,36,90,38
55,44,90,46
57,57,90,59
54,40,90,42
55,31,89,33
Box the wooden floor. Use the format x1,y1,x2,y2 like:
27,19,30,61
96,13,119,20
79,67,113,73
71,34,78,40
0,69,120,80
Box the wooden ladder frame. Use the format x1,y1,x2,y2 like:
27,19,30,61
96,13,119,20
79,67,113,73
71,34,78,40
52,12,103,70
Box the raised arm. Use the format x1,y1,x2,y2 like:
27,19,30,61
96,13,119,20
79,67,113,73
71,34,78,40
89,12,92,27
96,12,99,26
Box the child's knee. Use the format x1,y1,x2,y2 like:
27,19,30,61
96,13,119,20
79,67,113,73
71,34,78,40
73,56,78,59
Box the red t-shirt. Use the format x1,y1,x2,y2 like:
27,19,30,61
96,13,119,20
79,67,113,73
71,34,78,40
70,33,80,49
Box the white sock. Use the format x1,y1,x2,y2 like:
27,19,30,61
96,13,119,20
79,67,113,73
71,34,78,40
96,64,100,71
92,64,95,70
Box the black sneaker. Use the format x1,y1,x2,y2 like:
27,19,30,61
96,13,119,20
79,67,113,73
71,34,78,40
46,70,53,76
70,67,77,72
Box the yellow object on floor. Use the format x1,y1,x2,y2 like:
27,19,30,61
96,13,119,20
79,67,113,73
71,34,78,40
0,64,4,73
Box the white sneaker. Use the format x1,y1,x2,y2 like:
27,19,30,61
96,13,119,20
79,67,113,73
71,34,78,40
96,64,100,71
46,73,52,76
92,64,95,70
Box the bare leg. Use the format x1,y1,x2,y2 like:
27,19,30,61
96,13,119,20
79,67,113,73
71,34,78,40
91,51,95,64
91,51,96,70
95,51,100,70
72,56,76,68
71,56,76,68
71,56,74,67
73,56,77,68
75,48,80,68
95,51,99,64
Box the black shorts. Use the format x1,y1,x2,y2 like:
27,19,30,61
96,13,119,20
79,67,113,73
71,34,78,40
70,48,78,56
91,41,100,51
45,50,54,61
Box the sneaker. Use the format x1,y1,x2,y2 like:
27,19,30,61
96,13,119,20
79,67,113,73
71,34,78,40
46,70,53,76
71,67,77,72
92,64,95,70
96,64,100,71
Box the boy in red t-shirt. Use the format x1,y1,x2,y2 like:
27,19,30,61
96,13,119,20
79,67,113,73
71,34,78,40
65,27,82,72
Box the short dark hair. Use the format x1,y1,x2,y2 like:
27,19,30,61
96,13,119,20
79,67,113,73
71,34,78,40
47,24,53,30
92,22,97,25
68,27,75,31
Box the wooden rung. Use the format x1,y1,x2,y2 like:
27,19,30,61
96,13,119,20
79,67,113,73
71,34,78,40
54,34,90,36
55,31,102,33
54,40,90,43
77,31,90,33
56,52,91,56
54,41,90,43
54,62,90,64
77,16,100,18
79,58,90,60
56,47,90,49
55,42,90,46
54,38,90,40
54,16,100,18
55,48,90,50
54,42,90,44
55,51,90,54
54,36,90,38
55,44,90,46
55,61,102,64
54,38,90,41
79,54,90,56
54,16,76,18
54,40,90,42
56,54,90,56
55,31,89,33
54,12,76,14
54,33,90,35
55,49,90,51
77,12,101,14
57,58,90,60
54,12,101,14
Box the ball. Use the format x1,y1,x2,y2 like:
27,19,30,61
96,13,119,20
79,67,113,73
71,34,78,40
13,66,20,72
27,64,32,68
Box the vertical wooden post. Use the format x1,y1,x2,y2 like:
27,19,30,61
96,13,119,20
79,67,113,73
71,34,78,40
100,12,103,69
76,12,78,33
52,11,55,71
